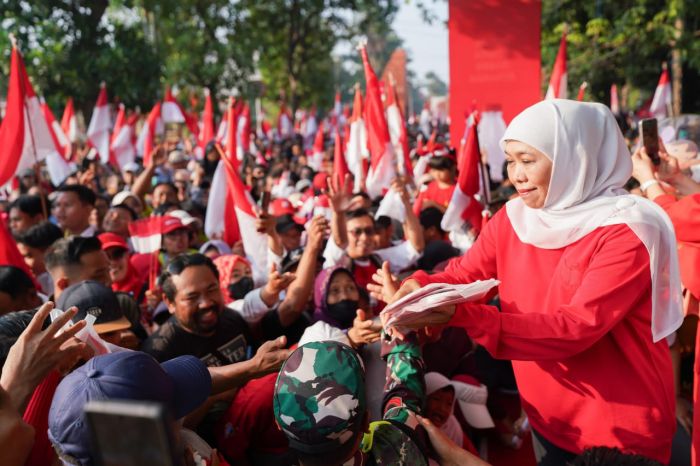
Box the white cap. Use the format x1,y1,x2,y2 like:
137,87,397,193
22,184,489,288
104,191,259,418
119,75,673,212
452,379,495,429
111,191,142,210
168,209,201,228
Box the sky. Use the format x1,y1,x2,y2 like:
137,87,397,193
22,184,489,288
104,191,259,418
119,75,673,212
392,1,449,85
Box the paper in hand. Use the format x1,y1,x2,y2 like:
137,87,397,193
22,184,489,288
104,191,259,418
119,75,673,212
380,279,500,333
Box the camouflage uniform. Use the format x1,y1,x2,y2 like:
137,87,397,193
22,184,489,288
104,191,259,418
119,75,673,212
273,337,429,466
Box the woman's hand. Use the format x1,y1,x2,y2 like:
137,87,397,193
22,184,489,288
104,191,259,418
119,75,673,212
347,310,382,348
326,173,353,213
631,146,657,184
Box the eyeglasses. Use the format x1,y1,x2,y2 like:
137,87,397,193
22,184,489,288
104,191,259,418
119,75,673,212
349,227,375,237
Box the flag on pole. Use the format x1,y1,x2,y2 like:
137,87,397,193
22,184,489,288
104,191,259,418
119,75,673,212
0,215,40,289
128,216,164,290
442,112,484,233
333,130,350,189
309,121,325,171
60,97,80,146
545,30,567,99
41,98,73,186
359,43,396,198
650,64,672,119
225,98,238,163
236,102,251,161
137,102,163,166
576,82,588,101
197,88,215,157
610,84,620,115
87,83,112,164
0,40,56,188
110,104,138,170
346,84,369,192
386,76,412,179
161,86,186,124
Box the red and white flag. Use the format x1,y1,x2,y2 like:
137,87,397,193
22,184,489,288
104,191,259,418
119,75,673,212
237,102,251,161
576,82,588,101
278,102,293,138
385,77,412,179
197,88,215,158
309,121,325,171
224,98,238,163
0,215,40,288
442,113,484,233
610,84,620,115
333,130,350,189
359,44,396,198
545,30,567,99
128,217,163,254
60,97,80,147
137,102,163,166
110,104,138,170
41,98,73,186
0,42,56,188
650,64,672,119
346,85,369,192
87,83,112,164
162,86,186,124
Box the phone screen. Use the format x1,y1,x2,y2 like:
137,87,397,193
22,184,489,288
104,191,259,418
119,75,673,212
640,118,660,165
85,400,179,466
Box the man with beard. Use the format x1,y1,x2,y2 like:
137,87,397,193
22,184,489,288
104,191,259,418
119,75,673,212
141,253,252,367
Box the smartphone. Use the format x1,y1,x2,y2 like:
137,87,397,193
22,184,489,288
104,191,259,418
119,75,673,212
260,190,271,214
84,400,181,466
640,118,660,166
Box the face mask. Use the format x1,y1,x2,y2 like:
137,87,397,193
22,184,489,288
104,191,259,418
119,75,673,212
326,299,359,329
228,276,254,301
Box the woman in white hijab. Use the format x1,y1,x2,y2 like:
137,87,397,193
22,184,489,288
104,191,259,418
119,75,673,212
384,100,682,465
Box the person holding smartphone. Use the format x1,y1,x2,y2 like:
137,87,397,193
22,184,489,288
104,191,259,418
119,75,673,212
379,100,682,465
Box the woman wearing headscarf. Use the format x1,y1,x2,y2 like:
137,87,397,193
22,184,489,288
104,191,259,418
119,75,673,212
385,100,683,465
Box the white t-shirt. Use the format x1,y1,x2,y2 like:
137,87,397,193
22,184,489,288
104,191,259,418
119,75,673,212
322,237,421,274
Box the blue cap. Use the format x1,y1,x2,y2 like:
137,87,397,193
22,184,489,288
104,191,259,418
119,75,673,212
48,351,211,465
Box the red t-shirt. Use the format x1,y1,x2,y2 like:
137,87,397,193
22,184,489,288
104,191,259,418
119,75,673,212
413,181,455,214
410,208,675,463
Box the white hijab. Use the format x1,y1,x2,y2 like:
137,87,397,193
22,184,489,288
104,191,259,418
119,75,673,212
501,99,682,342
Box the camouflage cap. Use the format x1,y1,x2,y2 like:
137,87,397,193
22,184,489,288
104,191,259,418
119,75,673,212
273,341,367,455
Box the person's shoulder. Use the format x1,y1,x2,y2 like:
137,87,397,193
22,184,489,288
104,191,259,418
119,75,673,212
141,318,182,357
219,308,250,332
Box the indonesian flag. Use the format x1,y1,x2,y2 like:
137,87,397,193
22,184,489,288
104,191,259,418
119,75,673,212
442,113,484,233
87,83,112,164
137,102,163,165
545,30,567,99
208,147,267,283
309,121,325,171
0,215,40,289
216,108,229,143
197,88,215,157
40,98,73,186
236,102,251,161
278,102,293,138
128,216,164,290
225,98,238,163
386,78,412,179
346,85,369,192
161,86,186,124
60,97,80,145
650,65,672,118
576,82,588,101
360,44,396,198
110,105,138,170
333,130,350,188
0,43,56,188
610,84,620,115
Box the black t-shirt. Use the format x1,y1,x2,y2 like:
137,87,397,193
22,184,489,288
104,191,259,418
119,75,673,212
141,309,252,366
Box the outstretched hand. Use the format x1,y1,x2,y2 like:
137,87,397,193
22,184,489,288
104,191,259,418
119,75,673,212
326,173,353,212
347,310,382,348
251,336,291,377
368,261,399,304
0,302,93,412
417,415,491,466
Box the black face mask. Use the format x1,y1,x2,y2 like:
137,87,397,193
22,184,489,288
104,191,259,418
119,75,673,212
326,299,359,329
228,276,254,301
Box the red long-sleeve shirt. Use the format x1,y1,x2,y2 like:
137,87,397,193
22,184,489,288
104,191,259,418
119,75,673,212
409,208,675,462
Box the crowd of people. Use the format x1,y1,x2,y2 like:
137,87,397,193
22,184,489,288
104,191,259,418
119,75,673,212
0,96,698,466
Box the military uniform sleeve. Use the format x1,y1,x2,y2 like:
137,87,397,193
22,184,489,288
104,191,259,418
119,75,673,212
380,334,426,424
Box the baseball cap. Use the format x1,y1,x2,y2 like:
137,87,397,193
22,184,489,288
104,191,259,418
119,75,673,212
168,209,202,229
451,374,495,429
122,162,141,174
275,214,305,234
168,150,189,164
312,172,329,191
270,198,296,217
274,341,366,454
161,215,187,234
111,190,142,210
98,232,129,251
48,351,211,465
56,281,132,335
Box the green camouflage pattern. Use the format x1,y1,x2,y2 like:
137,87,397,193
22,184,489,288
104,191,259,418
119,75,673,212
273,337,429,465
273,341,366,449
